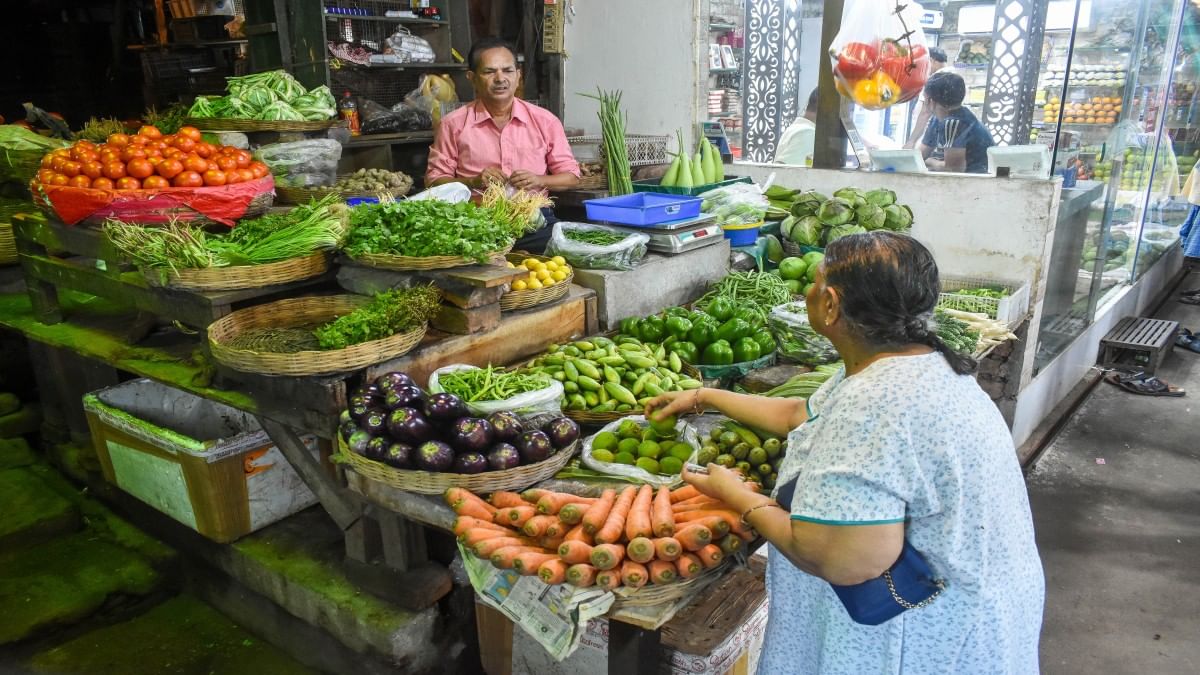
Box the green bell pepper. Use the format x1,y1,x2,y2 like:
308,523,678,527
688,321,716,349
734,307,761,327
618,317,640,337
665,316,693,341
638,316,665,343
668,340,700,365
702,339,734,365
706,297,734,322
665,306,691,319
752,329,777,354
714,317,751,344
733,336,762,363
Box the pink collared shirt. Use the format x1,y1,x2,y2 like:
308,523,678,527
425,99,580,187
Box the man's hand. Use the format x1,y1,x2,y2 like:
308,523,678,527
479,166,508,188
509,169,545,191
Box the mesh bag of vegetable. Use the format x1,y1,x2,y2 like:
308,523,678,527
768,302,840,366
255,139,342,187
545,222,649,271
428,364,564,425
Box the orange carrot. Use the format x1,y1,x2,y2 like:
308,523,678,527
460,528,512,547
620,560,648,589
514,551,559,575
696,544,724,568
676,553,702,578
590,543,626,571
521,488,553,502
669,485,701,503
651,486,675,538
537,536,564,551
474,536,536,557
648,560,676,585
674,524,713,551
522,514,560,537
672,500,729,513
595,486,636,544
717,533,743,556
558,502,588,525
495,505,538,528
452,516,509,536
564,524,592,544
544,519,568,539
537,492,596,515
558,540,595,564
624,484,654,541
489,491,527,508
672,494,724,508
653,537,682,561
595,569,621,590
566,563,597,587
581,488,616,536
538,558,569,584
445,487,496,518
673,513,734,537
626,536,655,564
491,545,543,569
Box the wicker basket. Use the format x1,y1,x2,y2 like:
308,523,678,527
0,199,27,266
144,252,330,291
782,239,824,259
208,295,427,376
183,117,339,132
275,181,413,205
32,176,275,226
336,436,579,495
499,252,573,311
563,362,701,425
347,245,512,272
609,559,730,610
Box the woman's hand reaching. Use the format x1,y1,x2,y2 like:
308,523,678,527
682,462,756,503
643,389,704,422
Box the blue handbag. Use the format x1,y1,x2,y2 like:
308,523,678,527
776,477,946,625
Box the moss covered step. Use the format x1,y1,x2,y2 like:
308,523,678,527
0,467,81,550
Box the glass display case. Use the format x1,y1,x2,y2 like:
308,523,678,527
706,0,746,158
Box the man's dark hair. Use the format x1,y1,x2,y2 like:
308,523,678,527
924,71,966,108
928,46,948,64
468,37,518,71
806,88,820,114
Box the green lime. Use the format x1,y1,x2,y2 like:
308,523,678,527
635,457,660,474
748,447,768,466
715,453,736,468
618,438,641,455
592,431,619,452
757,463,774,476
669,444,694,462
657,440,676,455
617,419,642,439
731,442,750,460
592,449,615,463
614,452,636,465
659,456,684,475
648,413,677,437
637,440,661,459
641,427,660,442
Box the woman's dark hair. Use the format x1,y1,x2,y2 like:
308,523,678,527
924,71,966,108
821,231,976,375
468,37,518,71
928,46,948,64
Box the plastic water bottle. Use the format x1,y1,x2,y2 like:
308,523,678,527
339,91,361,136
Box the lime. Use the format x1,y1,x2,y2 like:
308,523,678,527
617,419,642,439
757,463,774,477
637,440,661,459
614,452,636,465
635,457,660,474
641,427,660,442
748,447,768,466
648,413,677,437
669,444,694,462
715,453,736,468
592,449,615,463
657,440,675,455
617,438,641,455
592,431,619,452
659,456,684,475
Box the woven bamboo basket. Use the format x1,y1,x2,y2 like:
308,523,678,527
208,295,427,376
499,252,573,311
563,362,701,425
347,244,512,272
183,117,339,132
336,436,579,494
275,181,413,205
576,174,607,190
143,252,330,291
0,223,15,266
609,559,730,610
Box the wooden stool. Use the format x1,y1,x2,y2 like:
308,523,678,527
1099,317,1179,375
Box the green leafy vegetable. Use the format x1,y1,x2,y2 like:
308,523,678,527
313,286,442,350
343,199,520,261
437,366,552,402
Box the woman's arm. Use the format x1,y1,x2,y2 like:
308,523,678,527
644,388,806,439
941,147,967,173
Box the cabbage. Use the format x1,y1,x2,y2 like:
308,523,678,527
224,95,257,119
816,197,854,226
291,89,336,120
790,215,824,246
240,84,279,113
187,96,221,118
258,100,305,121
883,204,914,231
833,187,867,208
824,224,867,244
855,204,886,230
789,190,825,218
865,188,896,207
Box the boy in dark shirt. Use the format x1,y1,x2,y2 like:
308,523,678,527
919,72,995,174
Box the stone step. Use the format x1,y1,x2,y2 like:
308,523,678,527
0,466,81,551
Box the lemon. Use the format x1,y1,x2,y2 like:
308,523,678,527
528,271,538,280
543,277,556,286
551,270,567,282
551,255,567,266
512,279,528,291
545,260,559,271
506,261,516,268
524,259,539,270
536,269,551,281
527,278,544,289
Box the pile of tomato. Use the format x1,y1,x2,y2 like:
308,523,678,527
35,125,271,191
832,39,930,110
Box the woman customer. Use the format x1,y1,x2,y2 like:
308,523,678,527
645,231,1044,674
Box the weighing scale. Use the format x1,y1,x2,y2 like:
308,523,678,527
599,213,725,255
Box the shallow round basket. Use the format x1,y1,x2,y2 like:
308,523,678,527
183,117,339,132
499,252,573,311
348,245,512,272
144,252,330,291
336,436,580,495
576,174,607,190
609,559,730,610
275,181,412,205
563,362,701,425
207,295,427,376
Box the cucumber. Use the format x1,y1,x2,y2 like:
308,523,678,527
574,359,601,380
577,375,602,391
604,381,638,406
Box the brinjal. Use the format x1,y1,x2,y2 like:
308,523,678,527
339,409,354,426
487,443,521,471
359,383,384,404
386,407,436,445
425,392,468,425
374,371,415,391
361,409,388,436
452,451,488,474
487,411,523,443
366,435,390,461
338,419,358,442
384,384,426,411
347,429,373,456
348,397,373,423
416,440,455,472
516,430,554,464
543,417,580,449
449,417,494,454
383,442,414,469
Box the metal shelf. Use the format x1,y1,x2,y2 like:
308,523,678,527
344,62,467,70
324,13,448,26
709,68,739,74
709,22,736,31
347,130,435,147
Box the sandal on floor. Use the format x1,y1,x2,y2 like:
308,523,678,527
1176,329,1200,353
1180,288,1200,296
1105,372,1186,397
1181,295,1200,305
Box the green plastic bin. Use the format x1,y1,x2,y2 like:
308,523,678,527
631,175,752,197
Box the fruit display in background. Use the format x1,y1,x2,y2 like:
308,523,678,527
1043,96,1121,125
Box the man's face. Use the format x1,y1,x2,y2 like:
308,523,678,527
469,47,520,106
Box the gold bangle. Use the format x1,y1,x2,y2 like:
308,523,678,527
740,501,781,528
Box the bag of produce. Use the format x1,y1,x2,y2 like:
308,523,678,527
699,182,768,227
254,139,342,187
830,0,931,109
768,302,839,366
0,125,69,184
545,222,649,271
581,415,701,487
428,364,564,426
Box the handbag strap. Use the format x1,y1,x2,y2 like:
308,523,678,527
882,570,946,610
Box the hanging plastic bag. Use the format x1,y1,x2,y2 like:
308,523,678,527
830,0,930,110
545,222,650,271
254,139,342,187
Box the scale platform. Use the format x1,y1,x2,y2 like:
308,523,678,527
600,213,725,255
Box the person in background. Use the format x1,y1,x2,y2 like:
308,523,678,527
425,37,580,251
904,47,951,150
918,72,995,174
775,88,819,166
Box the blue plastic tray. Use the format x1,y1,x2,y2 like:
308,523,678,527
583,192,703,227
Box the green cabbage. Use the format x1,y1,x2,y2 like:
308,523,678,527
825,223,867,244
258,100,306,121
883,203,914,231
865,188,896,207
239,85,279,113
833,187,867,208
790,215,824,246
855,204,886,230
789,190,825,218
816,197,854,226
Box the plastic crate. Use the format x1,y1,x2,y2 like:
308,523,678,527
632,175,752,197
83,379,320,543
583,192,702,226
567,134,670,166
937,277,1031,327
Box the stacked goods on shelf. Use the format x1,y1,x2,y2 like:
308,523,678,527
1042,65,1127,89
1044,96,1121,125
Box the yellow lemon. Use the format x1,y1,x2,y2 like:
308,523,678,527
551,270,567,282
512,279,528,291
543,277,557,286
524,259,539,270
536,269,551,281
545,260,559,272
533,262,548,272
527,278,544,289
551,255,567,266
506,261,516,268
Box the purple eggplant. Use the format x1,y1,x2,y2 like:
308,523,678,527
543,417,580,449
338,419,358,442
366,435,390,461
487,443,521,471
416,440,455,472
348,397,373,423
347,429,373,456
374,371,416,391
339,409,354,426
384,384,427,411
487,411,524,443
453,452,489,474
425,392,467,425
386,407,436,445
516,430,554,464
359,383,385,404
448,417,494,454
361,409,388,436
383,442,414,469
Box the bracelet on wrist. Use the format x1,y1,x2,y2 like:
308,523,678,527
740,500,782,528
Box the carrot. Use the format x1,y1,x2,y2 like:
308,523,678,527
452,516,509,537
595,570,621,590
696,544,724,568
673,513,733,537
445,487,496,519
514,551,560,575
589,543,626,571
460,528,512,547
626,537,655,564
672,494,724,508
651,486,675,538
668,485,701,503
624,484,654,541
566,563,598,587
676,553,702,578
648,560,676,585
537,492,596,515
544,519,568,539
653,537,682,561
521,488,552,503
491,545,543,569
522,514,560,537
474,536,537,557
558,502,588,525
558,540,595,564
489,490,527,508
595,486,636,544
717,533,743,556
672,501,729,513
495,505,538,528
674,524,713,551
564,524,592,544
537,536,564,551
538,558,570,584
620,560,648,589
581,489,617,536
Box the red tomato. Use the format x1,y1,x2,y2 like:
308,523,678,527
147,156,163,166
90,177,114,190
126,158,154,179
202,169,227,186
68,174,92,189
194,142,216,158
156,159,185,179
131,135,151,146
834,41,880,82
116,176,142,190
99,150,121,165
224,168,244,184
51,149,71,161
102,162,127,180
215,155,239,172
248,161,269,179
234,150,252,169
162,147,183,159
138,125,163,139
81,161,104,179
120,146,147,162
58,160,82,177
75,140,96,151
70,146,91,162
144,146,162,159
47,173,70,186
174,136,196,153
37,169,57,183
184,155,208,174
142,175,170,189
235,168,256,183
49,157,66,173
178,126,202,142
879,41,929,101
173,171,204,188
40,154,56,169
